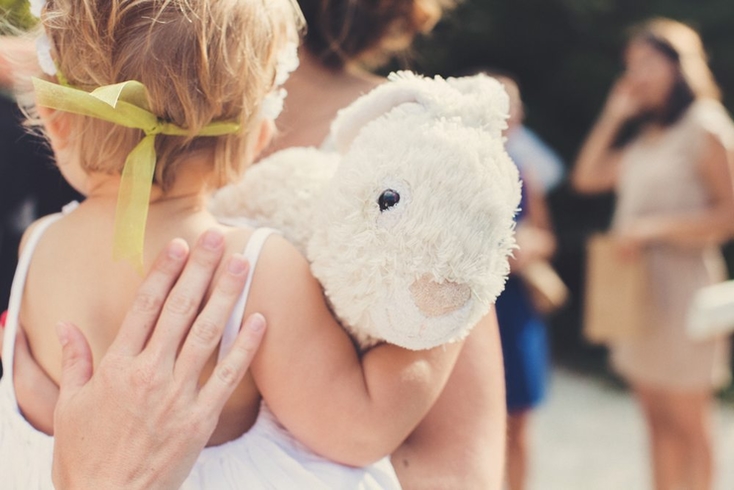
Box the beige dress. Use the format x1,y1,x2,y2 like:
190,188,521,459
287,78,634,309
611,99,734,391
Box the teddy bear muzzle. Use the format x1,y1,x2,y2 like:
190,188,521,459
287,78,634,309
408,274,472,318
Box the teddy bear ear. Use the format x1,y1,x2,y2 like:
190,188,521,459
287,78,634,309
444,73,510,139
329,73,428,154
329,71,511,153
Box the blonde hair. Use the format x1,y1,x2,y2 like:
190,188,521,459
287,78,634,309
40,0,302,191
630,18,721,102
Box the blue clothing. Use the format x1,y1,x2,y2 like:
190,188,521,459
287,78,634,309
506,125,565,193
496,276,549,412
495,163,549,412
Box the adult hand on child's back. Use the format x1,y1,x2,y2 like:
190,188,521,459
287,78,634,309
52,231,266,490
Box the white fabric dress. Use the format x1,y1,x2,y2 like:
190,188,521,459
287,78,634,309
0,207,401,489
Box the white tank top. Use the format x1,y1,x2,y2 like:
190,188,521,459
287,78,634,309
0,206,400,489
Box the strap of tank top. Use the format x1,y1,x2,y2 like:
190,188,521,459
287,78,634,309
2,212,65,392
217,228,279,362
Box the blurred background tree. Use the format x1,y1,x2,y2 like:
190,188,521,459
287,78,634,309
390,0,734,371
0,0,35,32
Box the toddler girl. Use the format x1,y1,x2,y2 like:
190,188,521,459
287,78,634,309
0,0,475,488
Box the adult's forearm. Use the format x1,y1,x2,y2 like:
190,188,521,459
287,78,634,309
572,115,623,194
393,310,506,489
639,210,734,249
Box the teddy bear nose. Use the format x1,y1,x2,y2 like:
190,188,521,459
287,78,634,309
409,275,471,317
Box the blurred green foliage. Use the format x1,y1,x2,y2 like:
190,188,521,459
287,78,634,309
0,0,35,33
400,0,734,370
411,0,734,160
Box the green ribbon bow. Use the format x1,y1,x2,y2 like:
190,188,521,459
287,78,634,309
33,77,241,273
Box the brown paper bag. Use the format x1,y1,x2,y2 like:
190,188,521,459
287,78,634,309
519,260,570,315
583,234,651,344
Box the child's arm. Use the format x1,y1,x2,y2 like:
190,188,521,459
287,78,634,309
247,236,466,467
5,327,59,435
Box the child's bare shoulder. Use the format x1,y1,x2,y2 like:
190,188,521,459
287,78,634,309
222,226,309,276
245,232,331,327
253,233,313,285
219,226,311,283
18,216,58,256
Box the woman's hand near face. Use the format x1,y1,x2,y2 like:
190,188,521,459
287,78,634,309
572,78,633,194
602,78,642,124
52,232,266,490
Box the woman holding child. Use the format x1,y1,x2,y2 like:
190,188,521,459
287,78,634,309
1,0,506,488
574,18,734,490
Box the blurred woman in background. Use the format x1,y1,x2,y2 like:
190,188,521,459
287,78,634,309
573,18,734,490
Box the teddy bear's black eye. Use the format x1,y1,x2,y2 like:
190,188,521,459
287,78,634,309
378,189,401,212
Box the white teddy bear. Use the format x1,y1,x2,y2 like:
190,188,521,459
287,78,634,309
211,71,522,350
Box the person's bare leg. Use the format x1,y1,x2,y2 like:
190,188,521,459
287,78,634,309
506,410,531,490
636,386,685,490
667,390,714,490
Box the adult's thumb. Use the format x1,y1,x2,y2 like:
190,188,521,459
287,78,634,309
56,322,93,397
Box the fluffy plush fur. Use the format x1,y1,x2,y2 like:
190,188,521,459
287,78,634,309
210,71,522,350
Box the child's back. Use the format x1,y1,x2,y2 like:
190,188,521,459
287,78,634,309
0,0,482,487
21,195,261,444
11,0,299,447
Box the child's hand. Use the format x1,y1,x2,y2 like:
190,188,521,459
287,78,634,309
13,326,59,435
51,231,266,490
2,307,59,436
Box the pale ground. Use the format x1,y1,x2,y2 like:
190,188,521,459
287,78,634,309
529,368,734,490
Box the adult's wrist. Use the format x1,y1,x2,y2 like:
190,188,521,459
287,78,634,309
53,458,147,490
597,110,626,131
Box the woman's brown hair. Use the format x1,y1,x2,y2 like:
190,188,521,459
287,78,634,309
633,18,721,102
299,0,454,69
614,18,722,147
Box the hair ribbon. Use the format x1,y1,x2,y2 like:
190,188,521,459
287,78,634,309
32,77,241,273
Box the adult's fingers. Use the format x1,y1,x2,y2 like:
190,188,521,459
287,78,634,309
198,313,266,416
173,254,250,385
56,322,93,402
145,229,226,368
108,239,189,357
